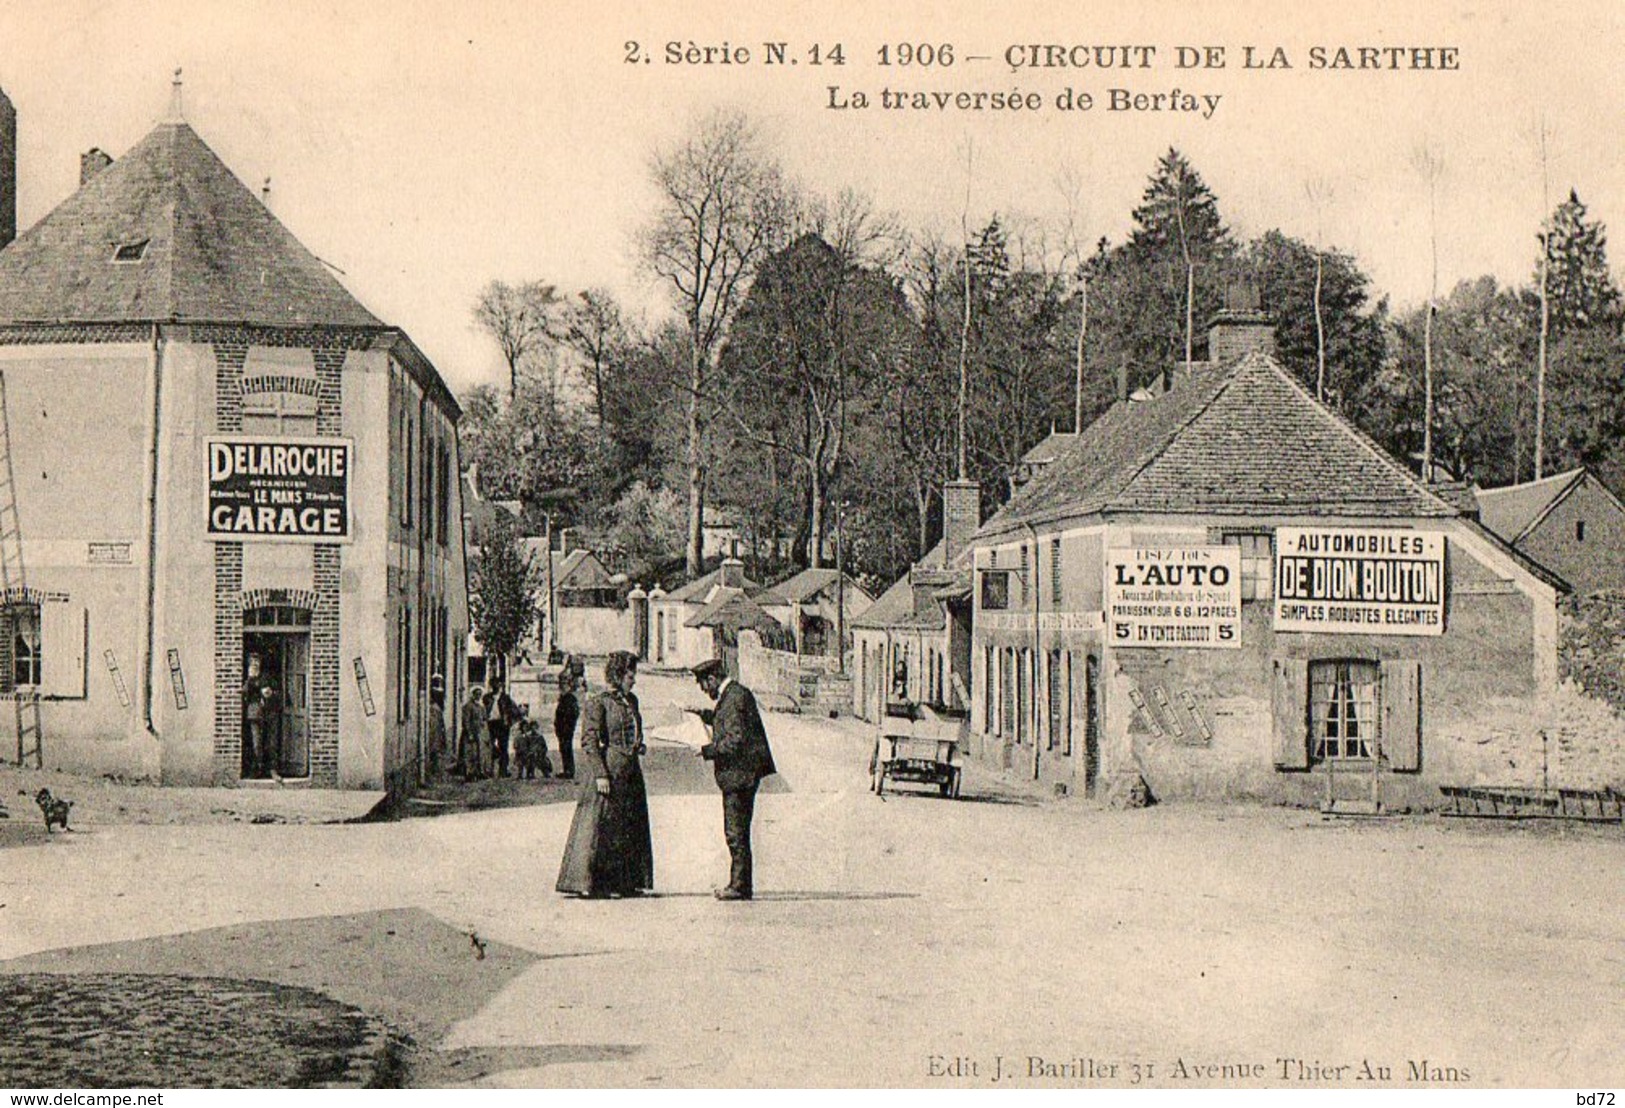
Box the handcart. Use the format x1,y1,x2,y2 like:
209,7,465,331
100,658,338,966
870,702,963,799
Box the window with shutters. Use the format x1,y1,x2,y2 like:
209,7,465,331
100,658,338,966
980,570,1010,610
1309,659,1380,761
2,600,88,699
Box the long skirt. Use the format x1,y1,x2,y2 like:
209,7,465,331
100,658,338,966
555,765,654,896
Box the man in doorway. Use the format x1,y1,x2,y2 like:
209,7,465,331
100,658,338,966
242,656,277,776
692,659,776,901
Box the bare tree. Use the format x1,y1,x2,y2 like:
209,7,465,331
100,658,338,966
1411,145,1445,480
1532,116,1555,479
473,280,561,402
1303,177,1335,401
561,288,630,431
644,109,789,575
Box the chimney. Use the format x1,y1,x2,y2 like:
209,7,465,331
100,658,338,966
80,148,113,188
942,478,982,566
719,555,745,589
1206,308,1276,364
0,87,15,251
1206,281,1275,364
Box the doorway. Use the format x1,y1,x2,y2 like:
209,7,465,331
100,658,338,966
243,605,312,779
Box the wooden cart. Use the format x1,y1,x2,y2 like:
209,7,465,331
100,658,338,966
870,703,963,799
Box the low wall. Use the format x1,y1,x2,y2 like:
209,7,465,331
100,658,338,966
556,607,634,657
739,632,852,716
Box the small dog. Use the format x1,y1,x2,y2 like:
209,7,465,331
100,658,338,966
35,788,71,833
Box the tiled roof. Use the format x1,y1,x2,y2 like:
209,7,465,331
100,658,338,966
1019,431,1080,465
0,121,381,328
1475,468,1587,543
684,589,778,631
978,353,1455,539
755,567,873,606
851,540,962,632
664,566,761,604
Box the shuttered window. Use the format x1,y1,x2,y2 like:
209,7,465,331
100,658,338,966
1274,657,1424,772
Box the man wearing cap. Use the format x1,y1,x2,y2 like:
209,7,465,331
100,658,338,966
692,658,776,901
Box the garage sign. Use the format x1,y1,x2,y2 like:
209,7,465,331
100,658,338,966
207,436,352,542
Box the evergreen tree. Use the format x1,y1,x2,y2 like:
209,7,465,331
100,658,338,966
1538,189,1622,335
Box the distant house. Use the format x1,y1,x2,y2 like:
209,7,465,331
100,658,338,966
755,568,874,658
646,557,764,669
850,480,980,723
518,543,631,656
1476,468,1625,594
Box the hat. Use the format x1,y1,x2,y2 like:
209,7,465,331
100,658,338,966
691,659,725,681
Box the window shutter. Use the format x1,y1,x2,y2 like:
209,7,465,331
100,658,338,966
41,603,87,699
1271,657,1309,769
1382,660,1422,771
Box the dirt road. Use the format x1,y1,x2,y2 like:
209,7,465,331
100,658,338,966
2,673,1621,1088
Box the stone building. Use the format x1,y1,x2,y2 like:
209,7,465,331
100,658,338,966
0,91,467,792
962,313,1567,807
1476,467,1625,595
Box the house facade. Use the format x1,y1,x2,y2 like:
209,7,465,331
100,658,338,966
755,567,874,659
0,97,467,792
964,315,1565,808
1476,467,1625,595
645,557,761,670
851,479,978,724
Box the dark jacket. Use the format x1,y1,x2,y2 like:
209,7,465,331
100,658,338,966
579,689,644,785
700,680,776,792
554,689,581,745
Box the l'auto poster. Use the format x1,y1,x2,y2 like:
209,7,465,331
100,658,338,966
1107,546,1241,648
207,436,352,542
1274,527,1444,635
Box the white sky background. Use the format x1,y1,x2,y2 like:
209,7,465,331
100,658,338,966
3,0,1621,395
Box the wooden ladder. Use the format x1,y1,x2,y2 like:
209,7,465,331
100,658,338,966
0,371,42,768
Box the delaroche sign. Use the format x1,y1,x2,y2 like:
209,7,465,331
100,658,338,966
206,436,352,542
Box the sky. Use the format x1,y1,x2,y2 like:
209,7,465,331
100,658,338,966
3,0,1622,396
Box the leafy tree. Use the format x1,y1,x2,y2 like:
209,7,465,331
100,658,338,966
1243,230,1388,418
1546,326,1625,489
717,232,917,566
469,512,541,681
1121,148,1235,371
597,480,687,580
1389,278,1533,486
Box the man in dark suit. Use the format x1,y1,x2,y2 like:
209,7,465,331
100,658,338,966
692,658,776,901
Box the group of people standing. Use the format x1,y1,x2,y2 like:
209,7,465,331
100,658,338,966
455,663,584,782
555,652,776,902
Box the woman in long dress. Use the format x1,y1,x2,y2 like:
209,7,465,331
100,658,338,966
556,651,654,898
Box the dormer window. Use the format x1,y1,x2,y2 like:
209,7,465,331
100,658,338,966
112,240,149,263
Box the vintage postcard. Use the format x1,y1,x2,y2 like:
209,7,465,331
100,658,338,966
0,0,1621,1097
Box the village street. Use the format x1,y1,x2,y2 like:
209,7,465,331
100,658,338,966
2,672,1623,1089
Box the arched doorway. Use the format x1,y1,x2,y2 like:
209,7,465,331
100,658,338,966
242,604,312,779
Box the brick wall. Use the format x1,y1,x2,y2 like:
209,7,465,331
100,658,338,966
211,338,246,780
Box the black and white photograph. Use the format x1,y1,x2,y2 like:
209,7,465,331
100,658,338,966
0,0,1622,1095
